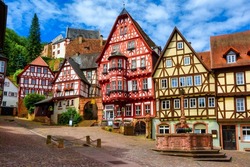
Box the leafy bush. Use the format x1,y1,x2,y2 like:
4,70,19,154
58,107,82,125
23,93,45,114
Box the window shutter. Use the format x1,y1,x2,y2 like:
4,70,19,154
148,78,152,89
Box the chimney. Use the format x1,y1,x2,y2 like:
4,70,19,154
78,35,83,44
100,35,103,46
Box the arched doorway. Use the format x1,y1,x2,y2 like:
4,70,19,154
134,121,146,135
83,101,98,120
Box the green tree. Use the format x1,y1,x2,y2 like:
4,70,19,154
58,107,82,125
13,69,23,84
24,93,45,114
26,13,42,63
3,28,27,75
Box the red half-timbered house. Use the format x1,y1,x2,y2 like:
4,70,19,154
17,56,55,116
51,57,90,123
96,8,160,137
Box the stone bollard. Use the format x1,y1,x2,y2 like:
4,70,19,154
86,136,90,144
58,139,64,148
46,135,52,144
97,139,101,148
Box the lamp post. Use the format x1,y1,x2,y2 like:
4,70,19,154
179,88,188,128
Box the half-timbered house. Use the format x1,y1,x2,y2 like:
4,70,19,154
152,27,219,147
96,8,160,137
51,57,90,123
17,56,55,116
209,30,250,151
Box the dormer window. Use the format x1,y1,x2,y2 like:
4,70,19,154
226,51,236,63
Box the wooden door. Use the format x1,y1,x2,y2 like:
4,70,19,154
222,125,236,150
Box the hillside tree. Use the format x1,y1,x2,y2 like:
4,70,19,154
26,13,42,63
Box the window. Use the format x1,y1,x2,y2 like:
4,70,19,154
161,79,167,89
184,99,188,108
226,51,236,63
145,104,150,114
186,76,193,86
112,44,119,53
171,78,178,88
24,79,29,84
198,98,205,108
190,98,196,108
4,82,9,87
3,91,7,96
208,97,215,107
184,56,190,65
135,105,141,115
159,125,169,134
103,64,107,73
127,40,135,50
236,72,244,85
2,101,6,106
112,81,116,90
194,75,201,86
194,124,206,134
37,68,41,73
236,98,245,112
71,100,74,106
66,100,70,106
132,80,137,91
30,67,35,72
117,107,121,117
131,59,136,69
106,84,110,94
120,26,127,35
0,61,5,73
118,59,122,68
140,58,145,67
58,102,62,107
166,59,172,67
118,80,122,90
162,100,170,109
43,68,48,74
174,99,180,109
177,42,183,49
111,59,116,68
42,80,46,86
143,79,148,90
31,79,36,85
242,126,250,141
57,50,60,54
179,77,185,87
71,83,74,89
126,105,131,116
87,71,92,80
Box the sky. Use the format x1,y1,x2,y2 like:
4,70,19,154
4,0,250,52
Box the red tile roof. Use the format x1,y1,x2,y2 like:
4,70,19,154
197,51,211,70
210,30,250,69
29,56,49,66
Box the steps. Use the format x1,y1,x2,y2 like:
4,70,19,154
152,149,232,162
78,120,97,127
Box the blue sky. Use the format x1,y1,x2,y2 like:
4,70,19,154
5,0,250,52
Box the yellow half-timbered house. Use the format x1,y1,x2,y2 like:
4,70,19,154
152,27,220,147
210,30,250,151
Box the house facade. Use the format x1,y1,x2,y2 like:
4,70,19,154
17,56,55,116
209,31,250,151
96,8,160,137
152,28,219,147
51,57,90,123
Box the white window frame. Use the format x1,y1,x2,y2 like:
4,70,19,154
112,81,116,90
190,98,196,108
171,78,178,88
198,97,206,108
184,56,190,65
140,58,145,67
179,77,186,87
112,44,120,53
174,99,180,109
135,105,141,116
162,100,170,109
236,72,244,85
145,104,150,114
128,40,135,49
131,59,136,69
177,42,183,50
166,59,172,67
132,80,137,91
226,53,236,63
0,61,5,73
242,126,250,141
236,98,245,112
126,105,132,116
143,78,148,90
194,75,201,86
103,64,107,73
159,125,170,134
184,98,188,108
106,84,110,94
186,76,193,86
161,79,167,89
118,80,122,90
118,59,122,68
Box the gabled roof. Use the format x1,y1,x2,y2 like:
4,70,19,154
53,58,90,85
210,30,250,69
96,8,157,63
152,27,210,76
29,56,49,66
71,53,99,69
66,27,100,40
197,51,211,70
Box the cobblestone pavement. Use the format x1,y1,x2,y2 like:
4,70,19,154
1,116,250,167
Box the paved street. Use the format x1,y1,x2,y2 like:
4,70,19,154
0,116,250,167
